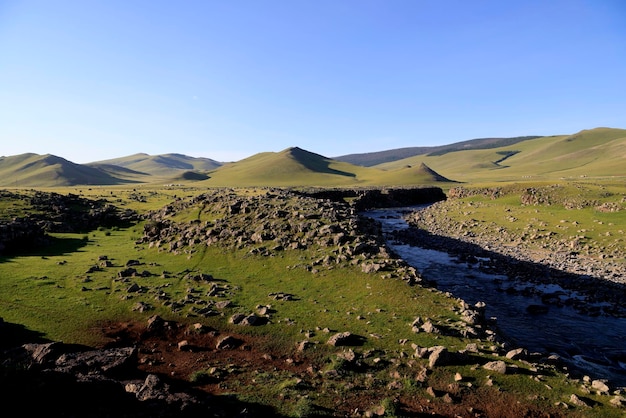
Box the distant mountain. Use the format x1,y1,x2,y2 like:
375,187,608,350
335,136,543,166
89,153,222,177
0,152,221,187
0,153,130,187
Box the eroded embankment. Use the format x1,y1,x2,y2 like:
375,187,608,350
398,187,626,317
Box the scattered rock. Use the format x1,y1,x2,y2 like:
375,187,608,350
216,335,241,350
297,340,314,352
421,321,440,334
610,395,626,408
505,348,527,360
483,360,507,374
591,379,610,394
229,314,246,325
428,346,449,368
569,393,591,408
146,315,166,332
327,332,361,347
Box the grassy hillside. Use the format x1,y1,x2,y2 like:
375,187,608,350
3,127,623,187
0,153,128,187
202,147,452,187
89,153,222,177
377,128,626,183
0,149,456,188
335,136,543,166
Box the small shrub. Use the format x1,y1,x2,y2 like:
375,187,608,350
189,369,214,384
292,397,328,417
379,397,399,417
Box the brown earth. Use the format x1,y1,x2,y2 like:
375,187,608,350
97,319,566,418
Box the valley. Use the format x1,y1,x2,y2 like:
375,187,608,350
0,127,625,417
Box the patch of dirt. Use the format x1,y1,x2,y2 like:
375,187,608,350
97,320,568,417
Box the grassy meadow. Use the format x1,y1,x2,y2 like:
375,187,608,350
1,184,625,416
425,180,626,261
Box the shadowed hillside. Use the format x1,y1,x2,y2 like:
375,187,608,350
89,153,222,177
2,127,623,187
336,136,543,166
202,147,453,187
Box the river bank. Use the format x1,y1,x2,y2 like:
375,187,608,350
364,207,626,388
399,201,626,318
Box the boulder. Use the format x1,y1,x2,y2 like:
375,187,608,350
327,332,360,347
505,348,527,360
146,315,166,332
591,379,610,394
483,360,507,374
54,347,138,375
428,346,450,368
216,335,241,350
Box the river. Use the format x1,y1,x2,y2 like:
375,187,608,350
364,207,626,388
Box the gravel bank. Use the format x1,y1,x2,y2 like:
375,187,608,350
394,202,626,317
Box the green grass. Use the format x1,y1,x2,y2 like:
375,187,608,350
3,127,624,189
377,127,626,183
1,184,625,416
415,180,626,263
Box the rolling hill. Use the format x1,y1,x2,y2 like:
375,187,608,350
335,135,543,166
89,153,222,177
0,153,131,187
199,147,455,187
1,127,623,187
375,127,626,182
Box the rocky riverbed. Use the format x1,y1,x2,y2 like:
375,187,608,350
398,200,626,317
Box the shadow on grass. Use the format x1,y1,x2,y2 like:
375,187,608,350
0,320,52,350
292,147,357,178
0,235,90,263
0,318,288,418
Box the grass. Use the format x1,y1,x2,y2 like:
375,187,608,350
377,127,626,183
1,184,625,416
416,180,626,264
2,127,625,189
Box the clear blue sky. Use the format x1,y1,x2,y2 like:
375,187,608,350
1,0,624,163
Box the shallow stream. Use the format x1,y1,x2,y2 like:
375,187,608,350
365,207,626,387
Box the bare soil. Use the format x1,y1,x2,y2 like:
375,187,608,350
98,320,567,418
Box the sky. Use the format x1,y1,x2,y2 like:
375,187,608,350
1,0,625,163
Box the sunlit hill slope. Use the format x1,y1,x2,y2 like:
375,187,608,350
1,127,623,187
0,153,127,187
375,127,626,182
89,153,222,177
200,147,453,187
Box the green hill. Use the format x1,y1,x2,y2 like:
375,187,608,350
335,136,542,166
201,147,453,187
90,153,222,177
202,147,361,187
376,127,626,182
2,127,623,187
0,153,129,187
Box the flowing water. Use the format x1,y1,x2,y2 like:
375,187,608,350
365,207,626,387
